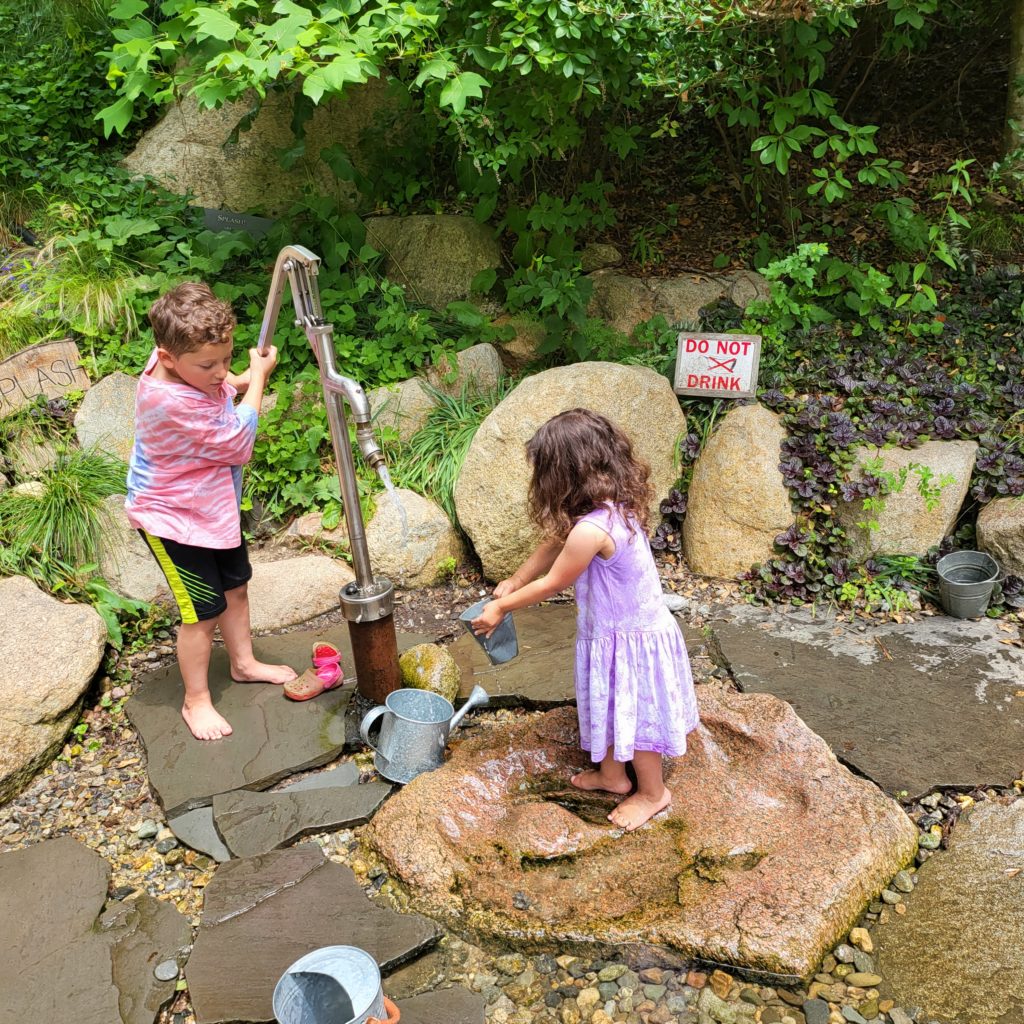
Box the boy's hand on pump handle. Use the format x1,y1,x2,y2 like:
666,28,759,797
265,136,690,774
249,344,278,379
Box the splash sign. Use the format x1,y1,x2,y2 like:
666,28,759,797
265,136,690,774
673,333,761,398
0,339,91,418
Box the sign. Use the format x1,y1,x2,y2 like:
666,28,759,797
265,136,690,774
201,207,276,239
0,339,91,418
673,332,761,398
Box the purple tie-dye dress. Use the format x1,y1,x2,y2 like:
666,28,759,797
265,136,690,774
574,504,700,763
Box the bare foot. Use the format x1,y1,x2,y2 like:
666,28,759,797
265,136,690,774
607,787,672,832
182,700,233,741
570,768,632,795
231,661,298,685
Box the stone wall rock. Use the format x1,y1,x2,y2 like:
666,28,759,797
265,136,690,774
453,362,686,581
399,643,461,703
682,404,793,578
74,371,137,462
836,440,977,562
366,487,465,588
97,494,171,605
0,577,107,801
976,496,1024,577
364,215,502,311
246,555,355,632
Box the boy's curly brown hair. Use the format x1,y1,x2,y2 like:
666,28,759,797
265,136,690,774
148,282,236,356
526,408,652,540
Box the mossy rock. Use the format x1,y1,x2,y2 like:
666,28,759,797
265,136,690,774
398,643,461,704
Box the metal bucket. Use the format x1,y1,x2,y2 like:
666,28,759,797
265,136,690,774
459,598,519,665
936,551,1000,619
273,946,397,1024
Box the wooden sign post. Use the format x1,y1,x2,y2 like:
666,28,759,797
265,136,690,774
673,332,762,398
0,339,91,418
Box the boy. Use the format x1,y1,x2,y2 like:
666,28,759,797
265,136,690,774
126,282,297,741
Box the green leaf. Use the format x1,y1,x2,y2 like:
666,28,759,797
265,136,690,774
439,71,489,114
109,0,148,18
96,97,134,138
191,7,240,42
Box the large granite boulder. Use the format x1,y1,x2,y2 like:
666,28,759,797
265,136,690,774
399,643,461,703
368,377,437,442
836,439,977,562
366,686,918,980
97,494,171,604
123,85,394,215
454,362,686,581
588,269,769,336
0,577,107,801
367,488,464,588
73,370,137,462
6,431,60,480
364,215,502,311
682,403,793,578
976,495,1024,577
246,554,355,632
0,838,191,1024
875,798,1024,1024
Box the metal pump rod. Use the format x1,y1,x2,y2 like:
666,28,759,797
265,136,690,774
258,246,400,702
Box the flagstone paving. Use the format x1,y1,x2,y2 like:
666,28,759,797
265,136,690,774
0,837,190,1024
127,626,428,816
874,797,1024,1024
714,607,1024,797
393,987,485,1024
185,844,441,1024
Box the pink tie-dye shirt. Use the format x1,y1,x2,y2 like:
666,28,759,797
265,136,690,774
125,350,259,549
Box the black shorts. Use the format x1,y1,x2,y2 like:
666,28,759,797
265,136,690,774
139,532,252,624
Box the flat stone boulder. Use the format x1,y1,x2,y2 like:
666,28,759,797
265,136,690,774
367,488,465,589
366,687,917,980
365,215,502,311
400,643,461,703
246,554,355,632
73,370,137,461
715,608,1024,797
166,806,233,862
836,439,977,561
875,798,1024,1024
682,403,793,578
127,626,427,816
185,844,440,1024
97,494,172,604
977,495,1024,577
454,362,686,581
212,777,392,859
0,576,107,801
0,837,190,1024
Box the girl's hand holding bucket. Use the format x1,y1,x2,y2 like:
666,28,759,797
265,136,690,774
470,599,506,638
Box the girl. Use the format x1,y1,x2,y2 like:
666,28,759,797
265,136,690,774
471,408,700,831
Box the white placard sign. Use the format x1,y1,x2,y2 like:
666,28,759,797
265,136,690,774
673,332,761,398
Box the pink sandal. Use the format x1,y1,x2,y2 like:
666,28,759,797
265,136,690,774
312,641,342,669
284,645,345,702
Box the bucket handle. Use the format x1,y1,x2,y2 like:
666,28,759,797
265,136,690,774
367,996,401,1024
359,706,388,753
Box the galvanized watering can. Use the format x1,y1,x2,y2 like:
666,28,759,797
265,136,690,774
272,945,399,1024
359,685,489,784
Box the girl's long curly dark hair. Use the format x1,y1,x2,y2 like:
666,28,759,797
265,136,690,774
526,409,652,540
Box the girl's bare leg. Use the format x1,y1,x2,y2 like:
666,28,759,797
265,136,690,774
571,747,632,795
220,583,297,684
608,751,671,831
177,619,233,740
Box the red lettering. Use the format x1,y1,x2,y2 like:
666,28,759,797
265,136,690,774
686,374,699,387
698,375,711,388
729,376,742,391
685,338,709,354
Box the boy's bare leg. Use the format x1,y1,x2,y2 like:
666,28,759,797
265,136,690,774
178,619,233,740
571,747,632,795
608,750,672,831
220,583,297,685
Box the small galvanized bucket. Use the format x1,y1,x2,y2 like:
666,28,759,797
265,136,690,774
936,550,1000,619
272,946,399,1024
459,598,519,665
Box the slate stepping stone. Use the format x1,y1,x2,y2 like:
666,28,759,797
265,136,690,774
213,779,392,858
185,844,440,1024
127,626,428,816
874,798,1024,1024
0,837,191,1024
393,987,485,1024
167,806,232,862
714,609,1024,796
452,603,702,706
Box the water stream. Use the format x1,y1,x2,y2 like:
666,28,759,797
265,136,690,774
376,465,410,548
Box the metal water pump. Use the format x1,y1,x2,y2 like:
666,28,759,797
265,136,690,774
257,245,400,703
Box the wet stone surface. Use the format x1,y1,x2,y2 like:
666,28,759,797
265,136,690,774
0,836,191,1024
185,843,441,1024
714,608,1024,796
367,686,917,980
394,987,485,1024
127,627,428,816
